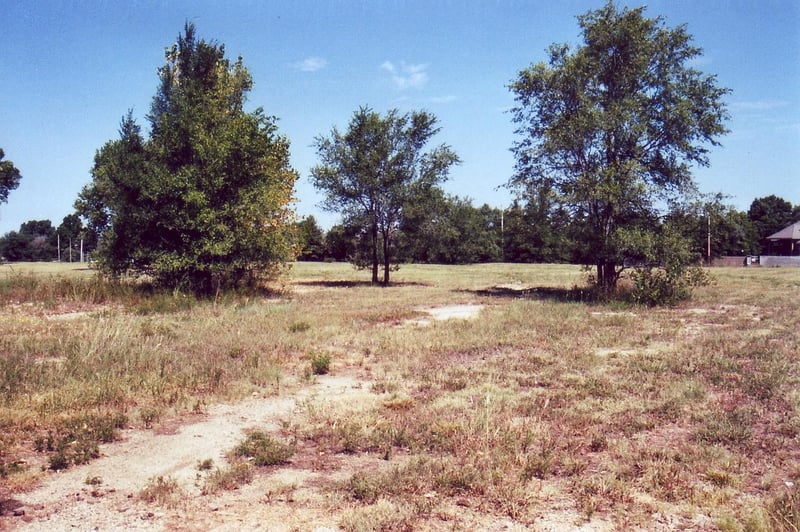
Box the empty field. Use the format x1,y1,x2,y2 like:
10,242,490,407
0,262,798,530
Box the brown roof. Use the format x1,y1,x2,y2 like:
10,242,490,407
767,221,800,241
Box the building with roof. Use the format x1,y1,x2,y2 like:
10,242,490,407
765,221,800,256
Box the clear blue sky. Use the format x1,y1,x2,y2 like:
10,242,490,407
2,0,798,234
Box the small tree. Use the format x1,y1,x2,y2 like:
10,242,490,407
76,23,297,293
0,148,22,206
57,214,84,262
509,2,729,294
624,223,711,306
311,107,459,284
296,216,326,261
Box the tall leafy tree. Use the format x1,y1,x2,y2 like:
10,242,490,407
311,107,459,284
296,216,326,261
748,195,796,253
76,23,298,293
509,2,729,292
0,148,22,205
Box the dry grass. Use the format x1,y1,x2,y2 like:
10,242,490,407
1,261,799,529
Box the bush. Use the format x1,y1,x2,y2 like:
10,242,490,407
310,353,331,375
232,431,294,466
628,264,710,306
617,223,711,306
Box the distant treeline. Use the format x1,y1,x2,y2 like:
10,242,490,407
1,196,796,265
295,194,800,265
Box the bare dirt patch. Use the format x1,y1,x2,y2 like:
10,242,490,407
5,372,373,531
406,304,484,326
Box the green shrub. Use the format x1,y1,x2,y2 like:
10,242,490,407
310,353,331,375
34,412,127,471
232,431,294,466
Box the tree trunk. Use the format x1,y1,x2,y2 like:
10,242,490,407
382,231,391,285
596,261,618,292
371,220,379,284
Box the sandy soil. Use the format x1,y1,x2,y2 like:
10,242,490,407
406,304,484,326
4,373,374,531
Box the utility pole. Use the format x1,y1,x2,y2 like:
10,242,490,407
500,209,505,262
707,212,711,266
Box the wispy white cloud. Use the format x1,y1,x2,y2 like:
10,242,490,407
381,60,429,90
293,56,328,72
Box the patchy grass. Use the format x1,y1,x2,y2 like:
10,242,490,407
139,475,183,508
1,261,799,529
232,430,295,466
199,462,254,495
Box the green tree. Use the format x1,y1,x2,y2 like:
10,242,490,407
311,107,459,284
503,187,575,263
396,193,502,264
0,231,29,261
296,216,326,261
667,196,758,259
76,23,298,293
57,214,84,261
509,2,729,293
748,195,796,253
0,219,56,261
324,223,360,262
0,148,22,205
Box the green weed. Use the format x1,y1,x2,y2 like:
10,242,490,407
310,353,331,375
232,431,294,466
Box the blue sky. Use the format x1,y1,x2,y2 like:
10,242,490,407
1,0,798,234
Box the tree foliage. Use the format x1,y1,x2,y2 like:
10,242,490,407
76,23,298,293
748,195,797,253
509,2,729,293
503,188,574,263
666,195,759,259
296,216,326,261
0,219,56,262
324,223,360,263
311,106,459,284
396,192,502,264
0,148,22,205
624,223,711,305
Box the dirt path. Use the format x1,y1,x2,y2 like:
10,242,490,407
6,373,373,531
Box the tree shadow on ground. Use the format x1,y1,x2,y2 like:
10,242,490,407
463,285,600,304
294,280,430,289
